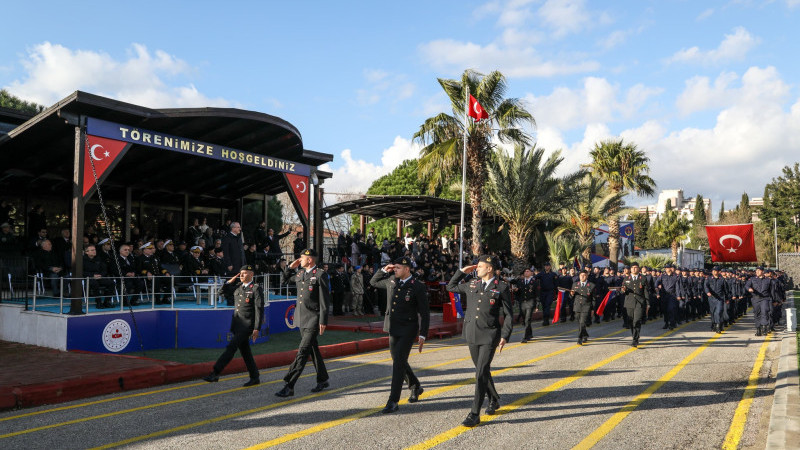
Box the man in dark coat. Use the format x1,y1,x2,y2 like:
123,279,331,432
620,263,650,347
570,271,595,345
513,268,539,343
275,249,331,397
203,265,264,386
370,256,431,413
447,255,513,428
221,222,245,305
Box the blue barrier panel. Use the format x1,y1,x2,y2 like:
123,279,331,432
175,308,270,349
66,311,171,353
269,299,299,334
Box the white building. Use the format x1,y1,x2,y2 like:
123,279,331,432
637,189,712,224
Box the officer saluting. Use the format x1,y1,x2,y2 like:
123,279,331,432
620,262,649,347
276,249,331,397
570,271,595,345
370,256,430,414
447,255,513,428
202,265,264,386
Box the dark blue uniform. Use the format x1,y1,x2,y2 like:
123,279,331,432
536,270,558,325
744,275,772,335
656,272,684,329
704,275,728,332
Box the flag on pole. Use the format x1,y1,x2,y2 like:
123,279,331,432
705,224,758,262
552,289,565,324
596,290,617,316
467,94,489,122
449,292,464,318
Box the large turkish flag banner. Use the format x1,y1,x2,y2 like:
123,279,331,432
705,224,757,262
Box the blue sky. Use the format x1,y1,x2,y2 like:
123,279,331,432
2,0,799,214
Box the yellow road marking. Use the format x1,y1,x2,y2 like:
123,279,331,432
722,333,773,449
572,322,739,449
92,327,576,449
243,328,624,449
406,321,694,450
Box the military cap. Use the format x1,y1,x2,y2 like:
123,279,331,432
98,238,110,245
190,245,203,253
354,265,362,270
478,254,498,268
240,264,255,272
0,222,10,228
140,241,154,250
214,247,223,253
756,266,764,271
301,248,318,257
629,262,639,267
712,266,720,271
543,260,552,266
664,263,674,268
164,239,173,246
393,256,412,266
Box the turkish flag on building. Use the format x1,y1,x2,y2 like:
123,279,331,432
467,95,489,122
83,135,130,199
705,224,758,262
285,173,310,225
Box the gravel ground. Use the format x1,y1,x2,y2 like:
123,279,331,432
0,314,779,450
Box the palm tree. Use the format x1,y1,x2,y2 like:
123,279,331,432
544,231,583,269
555,174,626,267
414,69,535,256
651,209,692,262
589,138,656,267
485,145,581,273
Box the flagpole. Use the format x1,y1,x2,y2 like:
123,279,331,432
774,217,778,269
458,83,468,268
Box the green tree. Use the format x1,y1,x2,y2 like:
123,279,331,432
738,192,752,223
630,209,651,249
718,200,726,221
555,174,624,266
414,69,535,255
544,231,583,268
651,208,691,262
588,138,656,267
759,163,800,251
0,89,44,114
688,194,708,251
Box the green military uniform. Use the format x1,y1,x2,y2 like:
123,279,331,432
622,269,650,347
572,280,595,345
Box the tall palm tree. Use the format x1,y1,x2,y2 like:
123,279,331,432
485,145,581,274
544,231,584,269
651,209,692,262
589,138,656,267
555,174,626,266
414,69,535,256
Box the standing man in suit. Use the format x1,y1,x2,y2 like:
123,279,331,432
276,249,331,397
535,262,558,326
221,222,246,306
202,265,264,387
447,255,513,428
513,268,539,343
370,256,430,413
621,263,650,347
570,271,595,345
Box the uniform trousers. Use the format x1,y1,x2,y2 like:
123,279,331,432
708,297,723,325
519,301,535,339
213,330,259,379
625,304,645,341
751,297,771,327
577,310,591,339
539,291,554,323
388,332,420,403
284,327,328,388
468,344,499,415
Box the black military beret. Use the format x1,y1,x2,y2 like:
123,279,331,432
240,264,255,272
664,263,674,268
302,248,318,257
477,254,498,268
712,266,721,271
756,266,764,271
393,256,412,266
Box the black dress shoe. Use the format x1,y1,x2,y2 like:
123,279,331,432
631,339,638,348
662,324,669,329
243,378,260,387
462,412,481,427
520,338,529,344
275,385,294,397
577,337,583,346
311,381,329,392
202,372,219,383
486,399,499,415
382,401,399,414
409,385,424,403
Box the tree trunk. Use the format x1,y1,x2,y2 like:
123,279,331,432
469,187,482,257
608,216,620,268
671,240,679,263
581,247,592,269
508,225,529,275
466,140,486,257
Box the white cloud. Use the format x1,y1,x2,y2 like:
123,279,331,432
319,136,422,195
788,0,800,8
696,8,714,21
668,27,759,65
537,0,595,37
525,77,662,130
356,69,415,106
4,42,230,108
675,66,789,116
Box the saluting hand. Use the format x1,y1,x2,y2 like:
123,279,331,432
461,265,477,274
383,264,395,272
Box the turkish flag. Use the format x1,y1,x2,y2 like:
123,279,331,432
705,224,757,262
83,135,130,198
467,95,489,122
285,173,310,224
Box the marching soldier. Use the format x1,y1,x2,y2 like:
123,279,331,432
620,263,649,347
570,271,595,345
535,262,558,326
704,266,728,333
745,267,772,336
447,255,513,427
275,249,331,397
656,263,683,330
513,268,539,343
370,256,430,413
202,265,264,387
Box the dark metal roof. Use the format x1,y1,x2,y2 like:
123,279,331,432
0,91,333,207
322,195,502,225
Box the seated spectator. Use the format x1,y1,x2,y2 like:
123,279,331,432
84,244,115,308
0,222,21,255
113,243,140,306
33,239,64,296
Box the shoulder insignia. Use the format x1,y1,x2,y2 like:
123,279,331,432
312,269,317,274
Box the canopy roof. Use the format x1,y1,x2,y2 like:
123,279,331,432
322,195,501,225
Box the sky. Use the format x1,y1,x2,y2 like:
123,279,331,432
2,0,800,216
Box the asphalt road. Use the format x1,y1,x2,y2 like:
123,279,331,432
0,312,780,450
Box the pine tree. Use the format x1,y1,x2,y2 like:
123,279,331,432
718,200,726,221
739,192,751,222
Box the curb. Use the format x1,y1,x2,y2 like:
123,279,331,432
766,327,800,449
2,335,396,411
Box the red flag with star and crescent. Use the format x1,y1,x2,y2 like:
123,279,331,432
83,135,130,199
705,224,757,262
285,173,310,225
467,95,489,122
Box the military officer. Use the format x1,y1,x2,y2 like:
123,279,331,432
656,263,683,330
513,268,539,343
135,241,169,304
620,263,650,347
276,249,331,397
447,255,513,428
370,256,430,413
535,262,558,326
202,265,264,386
745,267,773,336
704,266,728,333
570,270,595,345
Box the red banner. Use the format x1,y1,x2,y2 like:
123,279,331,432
552,290,564,324
705,224,757,262
83,135,130,198
596,290,616,316
285,173,310,225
